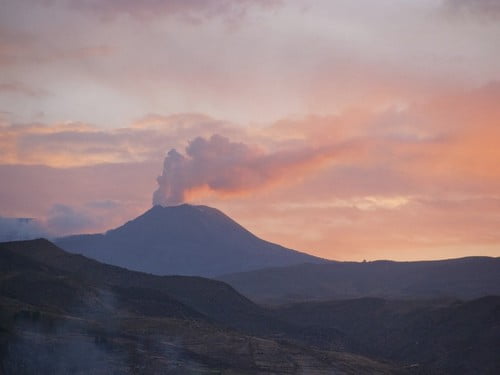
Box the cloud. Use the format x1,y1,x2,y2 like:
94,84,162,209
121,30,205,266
0,25,36,66
0,19,112,68
51,0,281,22
444,0,500,18
3,0,498,127
0,216,46,242
34,201,126,237
0,162,159,237
0,114,238,167
152,134,353,206
85,200,121,210
1,83,500,258
45,204,96,235
0,81,49,97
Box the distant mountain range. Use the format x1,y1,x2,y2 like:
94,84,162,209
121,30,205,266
55,204,326,276
54,204,500,304
219,257,500,304
4,204,499,373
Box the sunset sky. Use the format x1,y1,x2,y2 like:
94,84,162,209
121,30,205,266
1,0,499,261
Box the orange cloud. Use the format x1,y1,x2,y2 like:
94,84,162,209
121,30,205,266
152,133,363,206
0,115,240,167
1,84,500,260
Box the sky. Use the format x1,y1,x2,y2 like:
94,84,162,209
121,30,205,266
1,0,500,261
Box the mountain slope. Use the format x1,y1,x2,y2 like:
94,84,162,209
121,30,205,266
0,239,271,332
0,239,402,375
219,257,500,304
0,239,343,339
55,204,326,276
2,239,499,374
276,297,500,374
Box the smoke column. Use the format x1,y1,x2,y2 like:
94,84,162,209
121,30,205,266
152,134,344,206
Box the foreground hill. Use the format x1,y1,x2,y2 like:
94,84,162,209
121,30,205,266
219,257,500,304
276,297,500,374
0,239,400,374
2,240,499,374
0,239,263,331
55,204,326,277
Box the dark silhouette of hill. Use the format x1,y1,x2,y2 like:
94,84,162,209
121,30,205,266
2,239,500,374
219,257,500,304
0,241,204,321
0,239,400,374
0,238,276,332
276,297,500,374
55,204,326,277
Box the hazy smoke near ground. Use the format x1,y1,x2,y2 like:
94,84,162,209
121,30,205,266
46,204,95,235
0,217,46,241
0,202,119,240
152,134,344,206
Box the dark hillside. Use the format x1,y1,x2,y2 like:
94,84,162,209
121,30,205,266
56,204,326,277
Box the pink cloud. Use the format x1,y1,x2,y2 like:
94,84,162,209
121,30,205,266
0,81,49,97
152,133,359,206
1,84,500,258
445,0,500,19
52,0,282,22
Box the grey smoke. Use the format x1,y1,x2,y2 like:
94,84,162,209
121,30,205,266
0,202,116,242
153,149,189,206
3,287,206,373
46,204,95,235
0,217,46,242
151,134,269,206
152,134,343,206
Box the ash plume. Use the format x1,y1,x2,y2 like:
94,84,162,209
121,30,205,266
152,134,345,206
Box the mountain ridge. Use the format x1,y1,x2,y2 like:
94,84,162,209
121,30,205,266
218,256,500,304
55,204,327,276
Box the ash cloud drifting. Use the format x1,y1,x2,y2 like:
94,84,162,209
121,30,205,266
152,134,345,206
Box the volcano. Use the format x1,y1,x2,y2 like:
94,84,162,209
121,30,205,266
55,204,326,276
